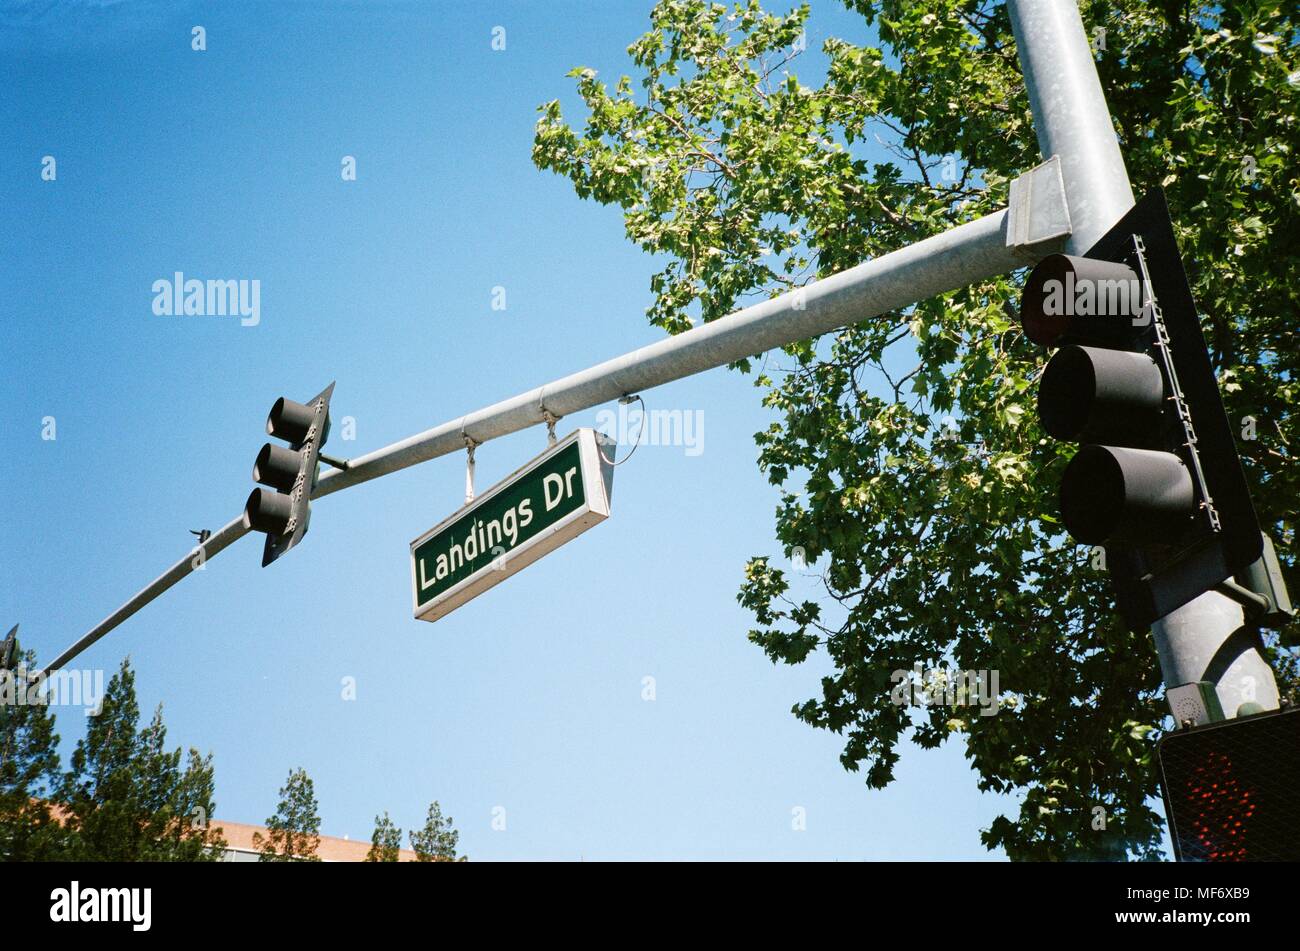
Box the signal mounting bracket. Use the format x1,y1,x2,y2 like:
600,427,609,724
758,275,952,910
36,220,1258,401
1091,191,1263,629
1130,234,1222,535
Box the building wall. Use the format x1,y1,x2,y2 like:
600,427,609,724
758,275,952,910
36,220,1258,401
215,819,420,862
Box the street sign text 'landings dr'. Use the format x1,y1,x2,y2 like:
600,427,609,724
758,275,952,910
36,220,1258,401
410,428,615,622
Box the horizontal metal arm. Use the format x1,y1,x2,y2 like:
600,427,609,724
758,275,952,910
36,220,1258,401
35,161,1071,675
316,160,1069,498
36,516,250,678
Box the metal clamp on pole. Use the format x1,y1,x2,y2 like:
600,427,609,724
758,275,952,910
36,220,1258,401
1215,533,1297,633
1214,578,1272,618
540,406,560,448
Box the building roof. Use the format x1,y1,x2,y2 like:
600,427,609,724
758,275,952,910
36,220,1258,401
216,819,421,862
39,801,423,862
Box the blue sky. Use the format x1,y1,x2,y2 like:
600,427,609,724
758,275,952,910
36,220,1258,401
1,0,1023,859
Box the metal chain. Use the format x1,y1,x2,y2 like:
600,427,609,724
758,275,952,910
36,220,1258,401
1132,235,1221,533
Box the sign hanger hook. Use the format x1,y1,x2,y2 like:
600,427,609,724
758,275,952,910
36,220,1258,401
538,391,560,447
460,420,479,505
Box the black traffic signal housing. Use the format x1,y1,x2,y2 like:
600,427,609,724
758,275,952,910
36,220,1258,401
1158,707,1300,861
1,624,17,672
1020,190,1262,629
243,382,335,566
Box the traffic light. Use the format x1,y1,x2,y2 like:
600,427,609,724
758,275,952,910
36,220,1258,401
1020,190,1262,628
243,382,335,566
1159,707,1300,861
1,624,17,671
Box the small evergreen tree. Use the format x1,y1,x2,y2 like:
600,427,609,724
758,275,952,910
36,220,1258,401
62,658,141,860
61,658,225,861
134,707,226,861
409,801,461,862
0,642,70,860
254,768,321,862
365,811,402,862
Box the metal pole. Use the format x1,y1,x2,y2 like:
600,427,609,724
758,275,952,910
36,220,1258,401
38,515,249,675
35,164,1072,676
1007,0,1278,718
316,184,1066,499
1006,0,1133,255
1155,591,1279,718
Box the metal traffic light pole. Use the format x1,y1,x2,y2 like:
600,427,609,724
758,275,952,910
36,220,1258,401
1006,0,1279,719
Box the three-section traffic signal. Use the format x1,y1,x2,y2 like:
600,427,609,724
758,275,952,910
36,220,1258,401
243,382,335,566
1020,190,1262,628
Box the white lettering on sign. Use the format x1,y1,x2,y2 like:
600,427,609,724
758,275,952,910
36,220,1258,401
409,430,615,624
543,467,578,511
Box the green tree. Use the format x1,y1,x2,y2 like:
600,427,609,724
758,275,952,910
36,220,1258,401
535,0,1300,859
135,708,226,861
365,811,402,862
0,643,71,860
409,801,461,862
255,768,322,862
62,658,226,861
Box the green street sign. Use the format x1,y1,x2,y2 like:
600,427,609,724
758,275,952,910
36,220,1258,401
410,428,616,622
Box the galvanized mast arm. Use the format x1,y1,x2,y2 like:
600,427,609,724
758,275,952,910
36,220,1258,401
38,515,250,675
36,161,1071,677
